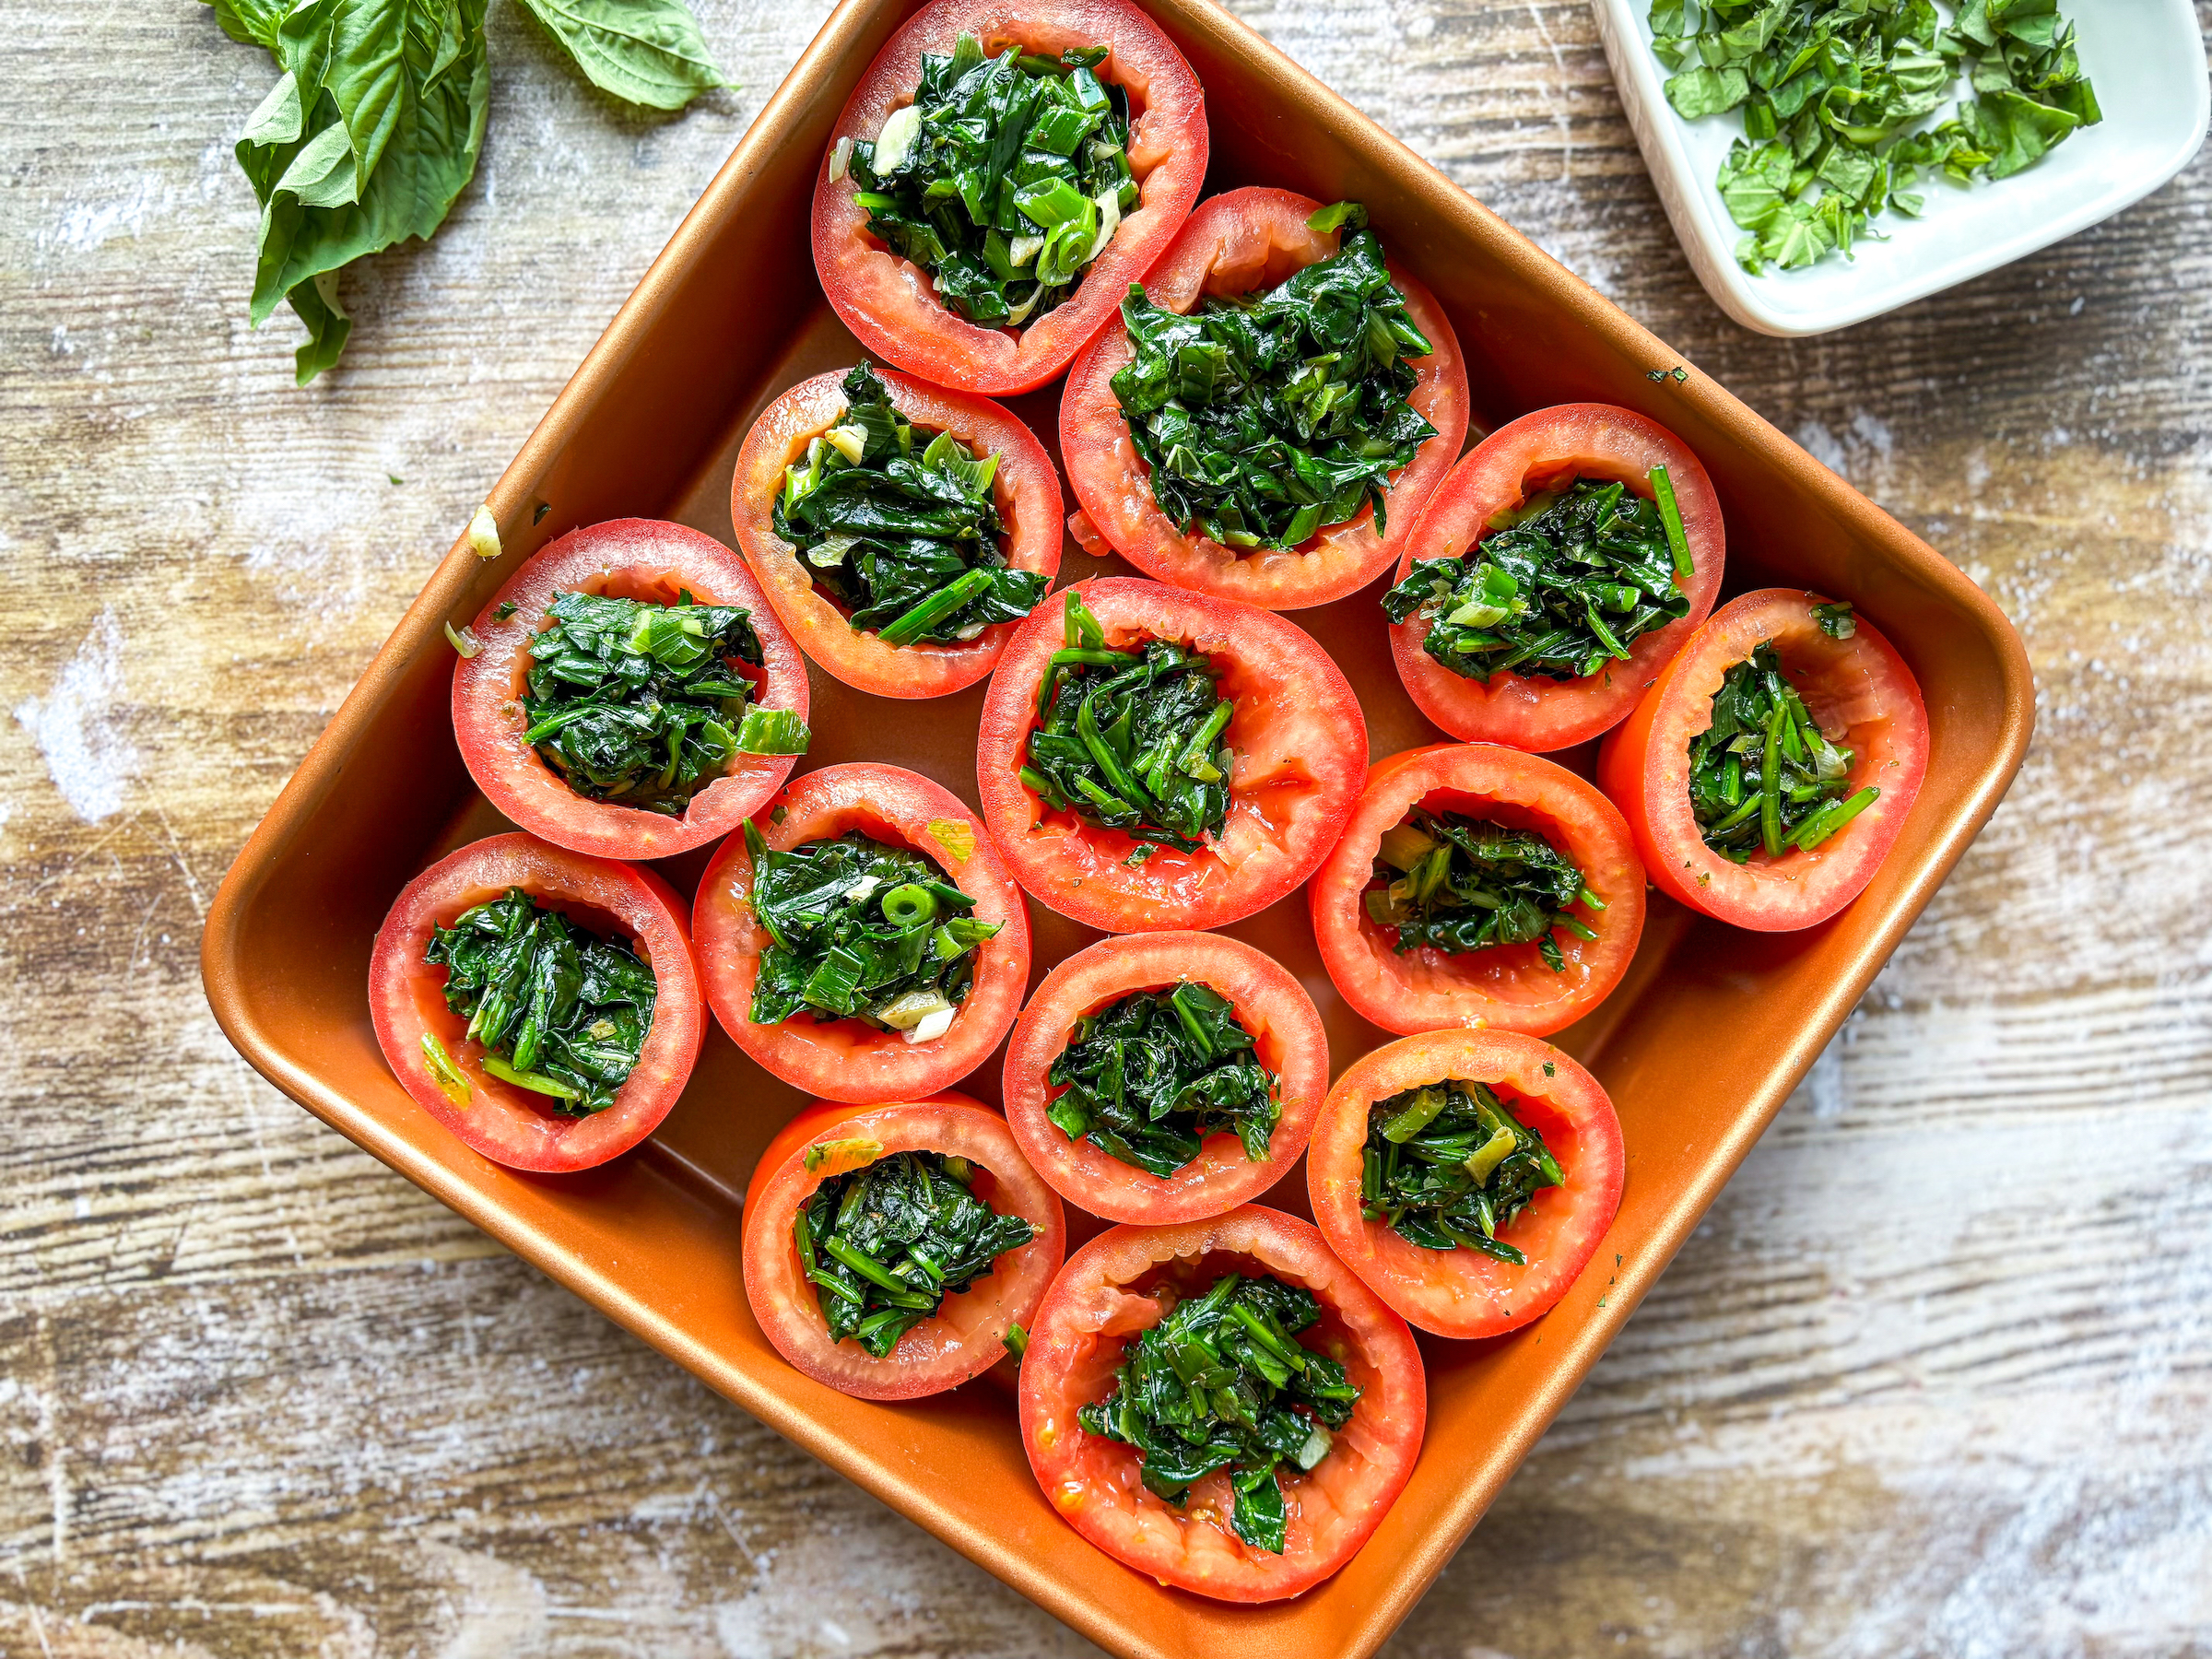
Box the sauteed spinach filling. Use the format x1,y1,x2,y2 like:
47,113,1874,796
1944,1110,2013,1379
1359,1079,1564,1263
1688,634,1878,861
1364,808,1603,972
1046,984,1278,1178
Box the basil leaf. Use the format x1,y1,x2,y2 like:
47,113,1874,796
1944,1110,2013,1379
512,0,730,112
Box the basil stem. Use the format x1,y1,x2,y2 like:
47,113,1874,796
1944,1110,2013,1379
1363,808,1601,973
1688,638,1877,862
1359,1079,1564,1263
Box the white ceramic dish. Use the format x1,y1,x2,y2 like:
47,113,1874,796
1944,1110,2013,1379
1592,0,2211,335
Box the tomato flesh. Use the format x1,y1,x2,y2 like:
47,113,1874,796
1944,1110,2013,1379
1310,744,1645,1038
729,368,1063,699
367,832,703,1172
743,1096,1067,1400
1389,405,1726,752
1018,1205,1425,1601
1307,1030,1625,1340
1061,186,1470,610
452,518,811,861
692,762,1030,1100
1001,932,1328,1224
1596,586,1930,931
811,0,1207,394
975,577,1367,932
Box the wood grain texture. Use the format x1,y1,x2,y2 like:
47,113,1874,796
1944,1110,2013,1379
4,1,2209,1654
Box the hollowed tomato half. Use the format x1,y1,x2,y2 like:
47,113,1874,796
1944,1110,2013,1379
368,832,703,1172
1308,1028,1625,1340
1018,1206,1425,1601
1596,586,1930,931
692,762,1030,1100
1389,404,1725,752
1309,743,1645,1038
1061,186,1469,609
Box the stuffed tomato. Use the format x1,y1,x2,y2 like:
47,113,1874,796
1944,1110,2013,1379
1310,744,1644,1038
1384,405,1725,752
1062,188,1468,609
368,832,703,1172
1002,932,1327,1224
812,0,1206,394
1597,587,1929,931
975,579,1366,933
693,763,1029,1100
453,518,811,861
1308,1029,1624,1340
1018,1205,1424,1602
743,1096,1066,1400
730,362,1063,699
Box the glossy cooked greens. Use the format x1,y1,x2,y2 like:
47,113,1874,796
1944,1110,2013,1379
1019,593,1234,855
745,823,1000,1038
841,35,1137,327
773,363,1048,646
1381,474,1693,685
524,590,808,815
1688,639,1879,860
1077,1273,1361,1554
1364,808,1603,972
1651,0,2102,275
794,1150,1036,1358
1046,983,1279,1177
1111,204,1438,551
1359,1079,1564,1264
424,887,657,1116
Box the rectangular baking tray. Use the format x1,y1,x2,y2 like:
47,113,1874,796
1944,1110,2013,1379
199,3,2034,1655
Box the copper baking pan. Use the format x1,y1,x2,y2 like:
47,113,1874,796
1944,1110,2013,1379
199,1,2033,1653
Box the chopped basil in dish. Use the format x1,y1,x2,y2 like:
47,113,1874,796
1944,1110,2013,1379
1359,1079,1563,1263
1688,638,1878,860
424,887,656,1116
1077,1273,1361,1555
1364,808,1603,972
841,35,1137,327
1020,592,1233,854
1381,473,1693,684
794,1150,1036,1358
524,590,809,815
1110,202,1437,552
1046,983,1279,1177
774,362,1048,646
745,823,1000,1039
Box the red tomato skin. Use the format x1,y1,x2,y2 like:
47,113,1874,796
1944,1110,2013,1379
1307,1030,1625,1340
691,763,1030,1100
368,832,704,1173
1388,405,1726,750
452,519,811,860
811,0,1207,394
1310,744,1645,1038
743,1096,1067,1401
1597,586,1930,931
729,368,1064,699
975,577,1368,932
1018,1206,1425,1601
1002,933,1329,1223
1061,187,1470,610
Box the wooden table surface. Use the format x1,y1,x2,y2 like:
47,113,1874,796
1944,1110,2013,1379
6,2,2208,1653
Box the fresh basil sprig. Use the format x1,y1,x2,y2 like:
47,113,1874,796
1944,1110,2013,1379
1359,1080,1564,1263
1382,475,1693,684
1020,593,1234,855
1689,639,1879,859
1649,0,2101,275
745,825,999,1039
841,35,1136,328
1364,809,1603,972
774,363,1048,646
424,887,656,1115
1110,204,1438,552
1077,1273,1360,1555
1046,984,1279,1177
794,1150,1036,1358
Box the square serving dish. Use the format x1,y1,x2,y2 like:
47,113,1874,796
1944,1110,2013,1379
199,2,2033,1654
1592,0,2211,335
